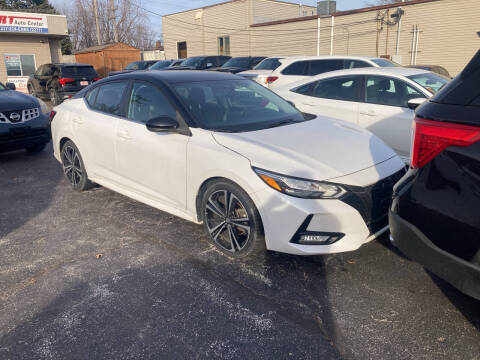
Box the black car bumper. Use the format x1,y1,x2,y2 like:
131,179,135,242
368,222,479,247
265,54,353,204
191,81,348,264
0,127,51,153
389,209,480,300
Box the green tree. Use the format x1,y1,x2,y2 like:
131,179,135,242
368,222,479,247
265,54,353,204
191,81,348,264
0,0,57,14
61,36,73,55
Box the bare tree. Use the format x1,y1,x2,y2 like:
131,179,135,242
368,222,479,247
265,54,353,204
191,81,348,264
63,0,158,51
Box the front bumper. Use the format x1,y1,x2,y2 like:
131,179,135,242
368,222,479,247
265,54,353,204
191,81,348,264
389,209,480,300
0,115,50,153
251,166,405,255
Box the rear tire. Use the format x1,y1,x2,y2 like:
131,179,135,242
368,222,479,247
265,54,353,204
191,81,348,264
27,85,36,97
60,140,93,191
201,179,265,259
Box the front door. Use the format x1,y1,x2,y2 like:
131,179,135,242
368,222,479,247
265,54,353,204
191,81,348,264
358,75,426,161
115,80,189,210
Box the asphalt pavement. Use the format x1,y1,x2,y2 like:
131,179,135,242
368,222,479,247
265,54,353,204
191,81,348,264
0,146,479,360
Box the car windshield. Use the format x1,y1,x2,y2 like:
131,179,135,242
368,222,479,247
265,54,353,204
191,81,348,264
254,58,283,70
181,57,205,67
172,79,305,132
222,57,251,68
150,60,173,70
62,66,97,77
408,72,449,94
371,58,400,67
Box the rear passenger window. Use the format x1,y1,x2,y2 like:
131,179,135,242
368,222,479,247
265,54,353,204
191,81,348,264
344,60,372,69
282,61,308,75
91,82,128,115
85,87,99,107
309,59,343,76
310,76,361,101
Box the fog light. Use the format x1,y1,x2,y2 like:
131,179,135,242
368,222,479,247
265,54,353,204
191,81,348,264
296,232,344,245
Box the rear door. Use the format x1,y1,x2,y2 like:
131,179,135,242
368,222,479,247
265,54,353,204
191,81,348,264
358,75,427,160
292,75,361,124
115,80,189,210
74,80,129,181
31,65,46,96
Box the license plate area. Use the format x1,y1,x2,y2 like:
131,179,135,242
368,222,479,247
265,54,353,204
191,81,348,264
80,81,89,86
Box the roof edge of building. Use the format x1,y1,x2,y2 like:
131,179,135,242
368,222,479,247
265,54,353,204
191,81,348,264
250,0,442,27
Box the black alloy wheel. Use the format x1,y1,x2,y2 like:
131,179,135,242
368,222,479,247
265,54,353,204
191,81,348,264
202,180,265,258
61,140,92,191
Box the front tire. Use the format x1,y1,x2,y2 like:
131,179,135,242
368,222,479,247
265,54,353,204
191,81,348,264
201,180,265,259
61,140,92,191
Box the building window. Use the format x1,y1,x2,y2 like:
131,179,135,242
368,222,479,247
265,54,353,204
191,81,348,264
218,36,230,56
4,54,36,76
177,41,187,59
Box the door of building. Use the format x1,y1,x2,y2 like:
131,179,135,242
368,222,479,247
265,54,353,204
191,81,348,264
177,42,187,59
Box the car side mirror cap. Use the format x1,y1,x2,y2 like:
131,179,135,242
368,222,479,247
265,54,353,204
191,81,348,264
146,116,179,132
5,82,16,90
407,98,426,110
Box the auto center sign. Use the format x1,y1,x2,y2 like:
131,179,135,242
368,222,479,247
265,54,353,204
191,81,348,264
0,12,48,33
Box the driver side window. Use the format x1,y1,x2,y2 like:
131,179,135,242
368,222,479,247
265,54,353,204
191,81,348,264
127,82,177,123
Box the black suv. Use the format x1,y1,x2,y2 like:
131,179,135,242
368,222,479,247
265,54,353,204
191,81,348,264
168,56,231,70
210,56,266,73
27,63,100,106
390,50,480,300
108,60,159,76
0,82,51,154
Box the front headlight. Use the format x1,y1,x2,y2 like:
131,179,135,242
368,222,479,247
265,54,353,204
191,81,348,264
37,98,49,114
253,168,346,199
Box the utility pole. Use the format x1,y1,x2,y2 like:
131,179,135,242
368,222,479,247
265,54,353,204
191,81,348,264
93,0,101,45
110,0,119,43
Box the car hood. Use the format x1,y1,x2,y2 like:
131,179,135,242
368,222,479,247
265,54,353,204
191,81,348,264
166,65,197,70
0,90,38,111
212,117,397,182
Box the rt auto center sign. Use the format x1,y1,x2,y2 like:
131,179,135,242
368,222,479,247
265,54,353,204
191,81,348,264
0,11,48,33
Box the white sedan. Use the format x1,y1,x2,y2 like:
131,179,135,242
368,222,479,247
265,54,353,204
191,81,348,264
51,71,404,258
275,67,450,162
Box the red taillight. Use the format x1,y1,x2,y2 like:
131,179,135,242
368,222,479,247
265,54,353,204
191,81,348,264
93,77,101,81
58,78,74,86
411,117,480,168
265,76,278,85
49,110,56,122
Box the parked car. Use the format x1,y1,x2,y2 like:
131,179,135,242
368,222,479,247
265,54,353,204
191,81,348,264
406,64,451,78
108,60,158,76
168,56,231,70
149,59,184,71
0,82,51,154
51,71,405,258
275,67,450,162
27,63,101,106
390,51,480,300
239,56,400,89
209,56,266,73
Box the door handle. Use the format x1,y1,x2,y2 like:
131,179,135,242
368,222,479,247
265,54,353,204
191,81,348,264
359,110,378,116
72,116,83,124
117,130,132,140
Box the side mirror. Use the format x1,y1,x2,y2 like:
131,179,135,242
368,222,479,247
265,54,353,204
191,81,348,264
407,98,426,110
146,116,179,132
5,82,16,90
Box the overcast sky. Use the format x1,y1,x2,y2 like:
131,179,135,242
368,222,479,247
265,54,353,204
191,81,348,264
50,0,371,33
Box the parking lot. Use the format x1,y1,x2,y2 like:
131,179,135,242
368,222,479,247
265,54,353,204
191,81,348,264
0,146,478,359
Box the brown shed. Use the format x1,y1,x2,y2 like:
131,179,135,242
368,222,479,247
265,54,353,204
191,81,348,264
75,42,141,77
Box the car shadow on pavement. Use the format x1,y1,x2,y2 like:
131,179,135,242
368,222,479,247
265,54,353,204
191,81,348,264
0,146,62,238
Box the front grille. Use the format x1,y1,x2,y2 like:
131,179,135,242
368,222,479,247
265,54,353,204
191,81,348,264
341,168,407,234
0,108,40,124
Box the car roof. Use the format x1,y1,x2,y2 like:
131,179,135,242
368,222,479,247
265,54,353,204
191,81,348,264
52,63,93,67
278,55,378,62
100,70,241,84
309,66,431,78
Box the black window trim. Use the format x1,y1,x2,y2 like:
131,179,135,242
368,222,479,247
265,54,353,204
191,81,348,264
292,74,364,103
